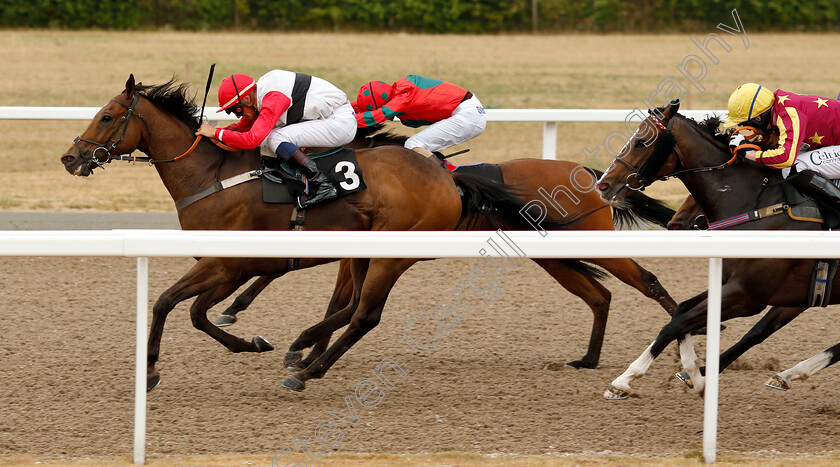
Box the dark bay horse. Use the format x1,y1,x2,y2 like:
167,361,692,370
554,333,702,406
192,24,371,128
215,129,681,377
595,100,840,400
667,195,814,392
59,75,583,392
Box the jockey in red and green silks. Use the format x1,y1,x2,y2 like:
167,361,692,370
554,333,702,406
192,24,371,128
351,75,486,164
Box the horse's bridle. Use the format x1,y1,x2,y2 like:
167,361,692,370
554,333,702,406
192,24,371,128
611,111,738,192
72,92,206,168
72,92,152,169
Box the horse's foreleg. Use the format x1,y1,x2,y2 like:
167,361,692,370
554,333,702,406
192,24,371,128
147,258,252,392
533,259,611,369
189,279,275,354
605,291,709,400
593,258,678,315
766,342,840,391
677,306,805,388
215,274,282,327
283,258,416,392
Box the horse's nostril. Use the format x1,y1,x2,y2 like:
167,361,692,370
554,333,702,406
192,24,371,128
668,223,682,231
61,154,76,164
597,182,610,192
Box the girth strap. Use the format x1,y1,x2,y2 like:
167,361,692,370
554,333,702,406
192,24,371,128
287,73,312,125
175,170,262,211
708,203,787,230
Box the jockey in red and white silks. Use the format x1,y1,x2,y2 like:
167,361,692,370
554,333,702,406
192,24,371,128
209,70,356,157
196,69,356,208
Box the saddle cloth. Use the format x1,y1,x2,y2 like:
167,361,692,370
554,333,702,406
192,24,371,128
262,147,367,204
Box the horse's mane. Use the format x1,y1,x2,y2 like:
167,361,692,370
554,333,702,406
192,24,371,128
355,123,409,145
135,78,199,131
679,113,728,147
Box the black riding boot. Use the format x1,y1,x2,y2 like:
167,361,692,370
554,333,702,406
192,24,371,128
288,149,338,208
787,169,840,212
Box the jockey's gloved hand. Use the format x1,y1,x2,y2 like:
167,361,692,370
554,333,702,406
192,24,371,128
728,133,747,152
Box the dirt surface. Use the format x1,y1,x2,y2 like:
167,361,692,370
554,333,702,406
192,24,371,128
1,213,840,462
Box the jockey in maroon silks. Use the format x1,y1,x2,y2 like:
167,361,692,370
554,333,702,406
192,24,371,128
725,83,840,212
351,75,486,169
196,70,356,208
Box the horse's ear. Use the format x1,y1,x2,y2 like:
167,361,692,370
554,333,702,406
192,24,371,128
125,74,136,98
664,99,681,118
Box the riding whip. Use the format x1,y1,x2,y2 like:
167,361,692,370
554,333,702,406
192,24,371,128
199,63,216,124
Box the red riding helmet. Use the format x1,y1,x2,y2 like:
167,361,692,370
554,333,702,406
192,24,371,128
217,74,256,113
352,81,393,113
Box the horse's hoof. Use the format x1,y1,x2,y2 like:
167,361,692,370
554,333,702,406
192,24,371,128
565,359,597,369
215,314,237,327
675,371,694,389
604,385,630,400
282,375,306,392
147,374,161,393
765,374,790,391
286,360,310,372
284,350,303,367
253,336,274,352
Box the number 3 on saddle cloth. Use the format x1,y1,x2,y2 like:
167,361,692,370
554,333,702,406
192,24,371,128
261,147,367,205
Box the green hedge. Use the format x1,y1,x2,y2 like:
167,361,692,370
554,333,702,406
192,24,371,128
0,0,837,32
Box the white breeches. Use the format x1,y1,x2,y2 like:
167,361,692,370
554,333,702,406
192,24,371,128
404,95,487,153
782,145,840,183
261,102,357,157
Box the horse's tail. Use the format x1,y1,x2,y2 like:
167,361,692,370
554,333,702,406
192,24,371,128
451,171,607,281
587,168,676,229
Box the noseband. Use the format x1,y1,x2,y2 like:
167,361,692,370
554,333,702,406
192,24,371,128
72,92,151,169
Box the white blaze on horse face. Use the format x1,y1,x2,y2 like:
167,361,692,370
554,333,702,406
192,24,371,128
610,341,656,392
776,349,833,384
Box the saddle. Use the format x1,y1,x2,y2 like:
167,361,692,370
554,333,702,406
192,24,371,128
451,162,505,184
261,147,367,205
779,182,839,307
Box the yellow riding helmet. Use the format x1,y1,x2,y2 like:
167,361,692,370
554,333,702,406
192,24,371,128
723,83,775,128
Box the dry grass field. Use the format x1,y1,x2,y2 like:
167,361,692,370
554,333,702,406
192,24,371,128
3,31,840,211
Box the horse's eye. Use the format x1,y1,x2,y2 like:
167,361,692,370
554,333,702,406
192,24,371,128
102,114,113,123
635,139,645,148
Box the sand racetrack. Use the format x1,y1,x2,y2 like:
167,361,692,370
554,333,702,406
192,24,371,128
1,213,839,462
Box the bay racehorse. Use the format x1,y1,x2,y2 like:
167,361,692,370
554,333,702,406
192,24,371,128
59,75,585,392
214,127,681,379
595,99,840,400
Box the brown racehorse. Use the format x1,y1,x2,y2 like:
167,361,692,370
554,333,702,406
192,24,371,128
596,100,840,400
667,195,810,392
215,129,681,381
59,75,584,392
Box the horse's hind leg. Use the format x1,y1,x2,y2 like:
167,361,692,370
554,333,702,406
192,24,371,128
591,258,677,315
283,258,417,392
284,258,367,368
290,260,354,371
215,274,281,327
533,258,611,369
766,341,840,391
